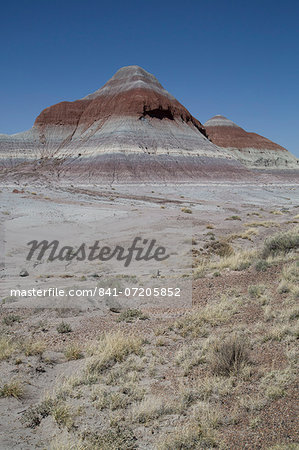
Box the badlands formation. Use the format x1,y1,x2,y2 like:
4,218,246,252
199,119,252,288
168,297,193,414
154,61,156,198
0,66,248,181
205,115,299,170
0,66,298,181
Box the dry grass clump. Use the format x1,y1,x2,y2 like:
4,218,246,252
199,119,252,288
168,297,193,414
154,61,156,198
0,335,45,359
268,444,299,450
64,343,83,361
260,367,297,400
282,261,299,283
22,396,57,428
196,375,235,400
264,324,298,343
23,340,45,356
87,331,143,375
208,334,251,376
210,249,256,271
2,314,21,326
80,426,136,450
255,259,270,272
103,355,145,386
158,402,220,449
57,321,72,334
131,395,170,423
277,280,291,294
181,207,192,214
175,342,205,375
229,228,258,241
116,309,148,323
0,335,17,360
158,423,210,450
262,230,299,258
270,210,284,215
93,387,135,411
238,393,268,412
51,403,74,429
174,296,240,337
225,215,241,221
245,221,278,228
248,284,266,298
0,379,23,399
207,239,234,257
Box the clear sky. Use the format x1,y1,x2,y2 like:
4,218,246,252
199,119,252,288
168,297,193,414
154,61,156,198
1,0,298,157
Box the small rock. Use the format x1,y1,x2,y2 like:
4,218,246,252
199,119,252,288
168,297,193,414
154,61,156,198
19,270,29,277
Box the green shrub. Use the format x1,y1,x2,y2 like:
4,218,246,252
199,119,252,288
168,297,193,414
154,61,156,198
116,309,148,323
2,314,21,326
56,321,72,334
262,231,299,258
225,215,241,221
255,260,270,272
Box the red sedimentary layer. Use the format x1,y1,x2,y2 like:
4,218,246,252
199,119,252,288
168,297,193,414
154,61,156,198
206,125,287,151
34,100,91,127
34,89,207,137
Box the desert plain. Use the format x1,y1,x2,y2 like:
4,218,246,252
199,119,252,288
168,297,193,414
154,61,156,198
0,180,298,449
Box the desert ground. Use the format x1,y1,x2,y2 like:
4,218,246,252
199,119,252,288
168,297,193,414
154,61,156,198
0,181,298,449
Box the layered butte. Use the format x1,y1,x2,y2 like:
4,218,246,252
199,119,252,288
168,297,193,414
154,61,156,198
0,66,250,181
205,115,299,169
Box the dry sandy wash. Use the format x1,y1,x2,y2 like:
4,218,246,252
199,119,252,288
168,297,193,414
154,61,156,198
0,180,298,449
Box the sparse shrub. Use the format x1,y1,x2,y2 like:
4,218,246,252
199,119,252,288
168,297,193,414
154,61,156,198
116,309,148,323
0,379,23,399
248,284,266,298
236,261,251,271
255,260,270,272
262,230,299,258
226,215,241,221
2,314,21,326
277,281,291,294
22,397,56,428
181,207,192,214
95,389,129,411
57,321,72,334
261,367,297,400
209,335,250,376
81,427,136,449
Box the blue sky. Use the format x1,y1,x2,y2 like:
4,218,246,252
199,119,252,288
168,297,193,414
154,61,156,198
1,0,298,157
